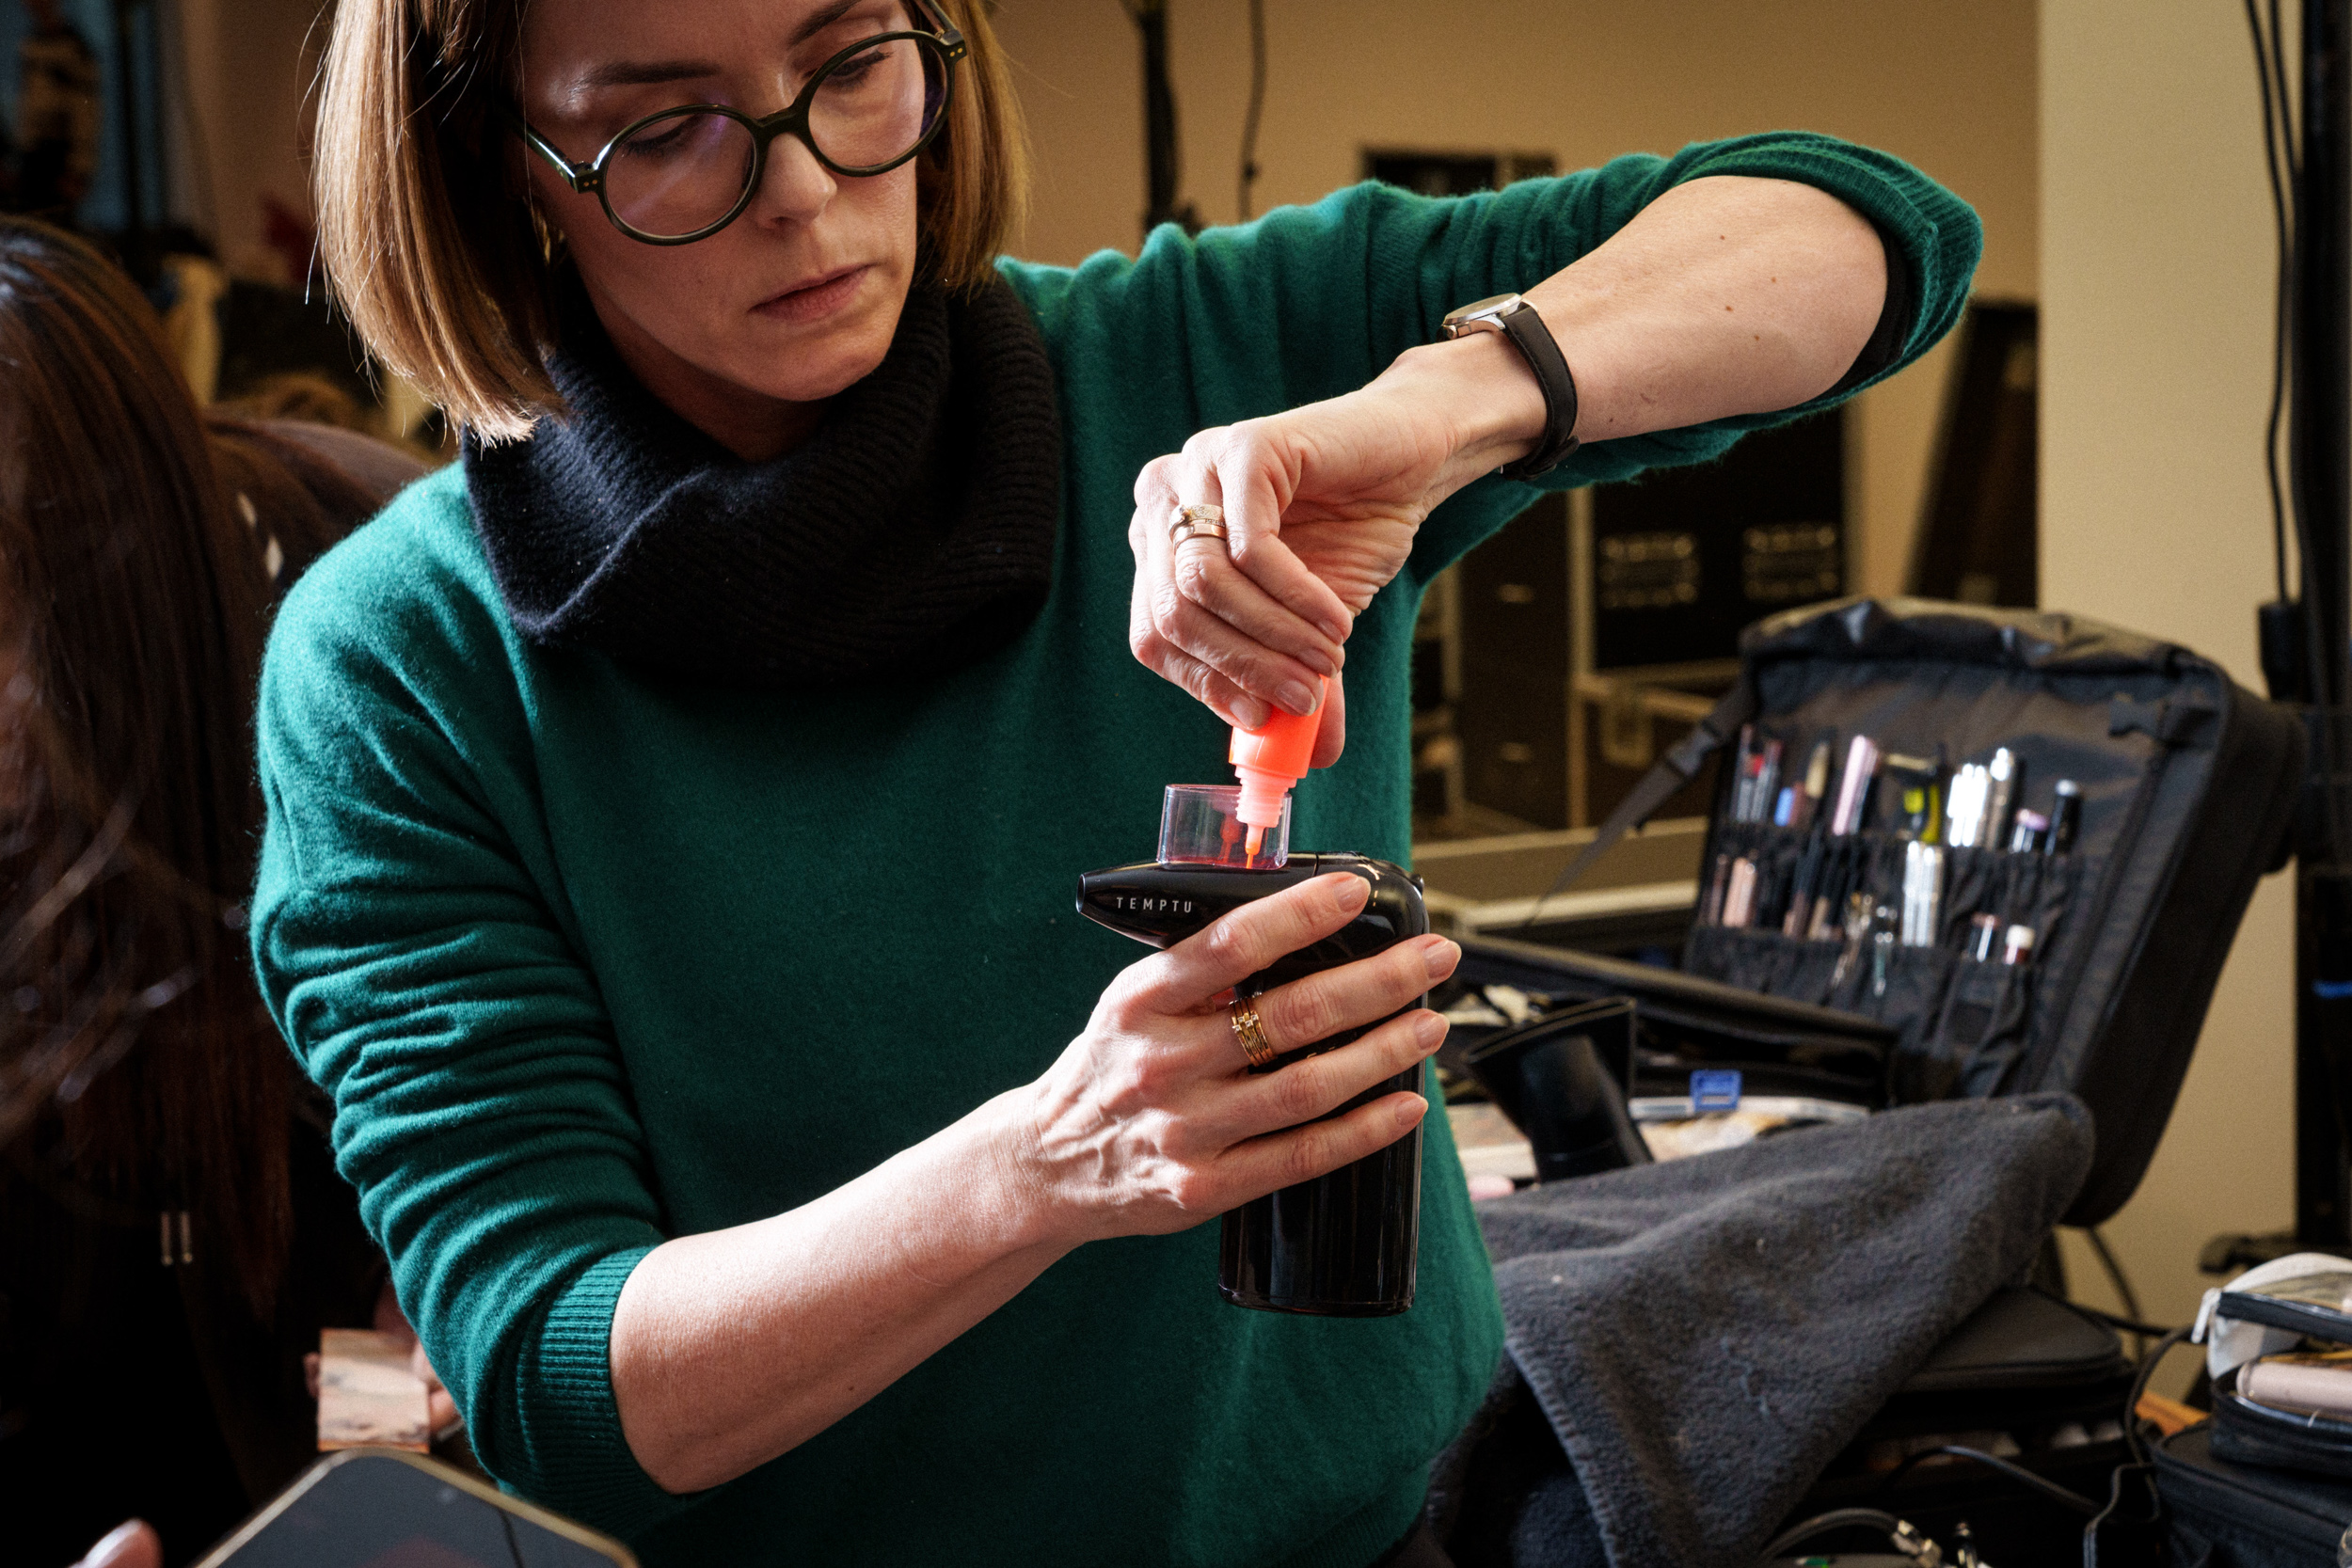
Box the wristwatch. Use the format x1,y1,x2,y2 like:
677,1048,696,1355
1439,293,1580,480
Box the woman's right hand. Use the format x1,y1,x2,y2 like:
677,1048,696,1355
71,1522,159,1568
1016,873,1456,1243
609,872,1456,1492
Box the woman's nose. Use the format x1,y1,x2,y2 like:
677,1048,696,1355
753,131,838,228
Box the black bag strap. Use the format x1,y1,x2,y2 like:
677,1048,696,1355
1516,674,1760,930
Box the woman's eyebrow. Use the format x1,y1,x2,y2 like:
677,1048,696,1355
788,0,877,46
567,2,884,94
576,58,723,90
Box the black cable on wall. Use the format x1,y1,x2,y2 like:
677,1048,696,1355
1237,0,1266,221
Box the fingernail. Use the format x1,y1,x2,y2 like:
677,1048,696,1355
1299,647,1339,677
1322,615,1352,643
1232,696,1270,730
1417,1011,1447,1050
1328,873,1371,908
1278,680,1320,716
87,1523,151,1568
1422,937,1458,980
1394,1097,1425,1127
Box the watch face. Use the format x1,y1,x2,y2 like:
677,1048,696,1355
1446,293,1524,326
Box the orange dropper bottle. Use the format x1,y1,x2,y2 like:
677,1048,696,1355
1230,676,1327,862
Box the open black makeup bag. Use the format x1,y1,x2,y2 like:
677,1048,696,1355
1518,596,2305,1227
1432,600,2306,1568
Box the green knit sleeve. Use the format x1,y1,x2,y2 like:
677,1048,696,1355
249,478,693,1540
1000,130,1979,579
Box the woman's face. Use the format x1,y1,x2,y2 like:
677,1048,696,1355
517,0,925,451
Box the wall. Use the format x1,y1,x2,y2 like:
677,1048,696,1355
989,0,2040,594
169,0,325,282
2041,0,2298,1381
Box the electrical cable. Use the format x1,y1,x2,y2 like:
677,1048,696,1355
2248,0,2295,603
2121,1324,2195,1471
2075,1324,2198,1562
2247,0,2350,864
2059,1299,2185,1340
1236,0,1265,222
2270,0,2299,185
2081,1455,2159,1567
1874,1444,2104,1517
1755,1507,1918,1563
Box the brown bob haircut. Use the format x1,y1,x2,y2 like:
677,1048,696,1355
314,0,1028,444
0,218,378,1314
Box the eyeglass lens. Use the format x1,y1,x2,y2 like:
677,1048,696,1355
602,37,946,239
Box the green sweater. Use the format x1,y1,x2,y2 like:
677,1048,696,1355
253,135,1977,1566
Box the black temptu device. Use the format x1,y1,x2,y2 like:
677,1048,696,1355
1076,784,1427,1317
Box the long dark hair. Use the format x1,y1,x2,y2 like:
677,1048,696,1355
0,219,370,1314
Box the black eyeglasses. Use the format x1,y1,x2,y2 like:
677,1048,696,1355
510,0,965,246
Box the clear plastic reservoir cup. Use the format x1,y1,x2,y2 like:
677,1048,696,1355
1158,784,1291,868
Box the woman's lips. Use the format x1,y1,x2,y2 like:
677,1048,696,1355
755,265,868,325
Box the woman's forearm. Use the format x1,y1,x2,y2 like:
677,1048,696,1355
606,876,1452,1496
1395,173,1890,489
609,1086,1067,1494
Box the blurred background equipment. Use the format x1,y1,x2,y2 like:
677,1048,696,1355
0,0,450,462
1909,300,2040,608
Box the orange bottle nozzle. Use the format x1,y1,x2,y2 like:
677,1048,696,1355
1231,677,1327,844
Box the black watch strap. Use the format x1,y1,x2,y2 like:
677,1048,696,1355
1440,293,1581,481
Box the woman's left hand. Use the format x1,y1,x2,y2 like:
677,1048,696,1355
1128,336,1544,768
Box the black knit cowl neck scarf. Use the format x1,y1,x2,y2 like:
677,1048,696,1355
463,272,1062,688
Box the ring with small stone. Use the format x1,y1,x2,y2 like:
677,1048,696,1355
1169,502,1229,549
1229,994,1278,1069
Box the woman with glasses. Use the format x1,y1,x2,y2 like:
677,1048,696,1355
264,0,1978,1562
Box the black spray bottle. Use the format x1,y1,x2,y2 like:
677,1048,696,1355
1077,784,1428,1316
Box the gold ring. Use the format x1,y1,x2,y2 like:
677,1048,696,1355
1169,502,1229,548
1229,995,1278,1069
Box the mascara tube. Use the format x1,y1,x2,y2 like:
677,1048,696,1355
1724,858,1758,928
1968,911,2000,962
1984,749,2019,847
2047,780,2081,855
1701,853,1731,926
1792,738,1834,832
1831,736,1880,835
1731,725,1756,821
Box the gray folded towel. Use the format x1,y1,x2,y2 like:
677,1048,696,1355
1447,1092,2092,1568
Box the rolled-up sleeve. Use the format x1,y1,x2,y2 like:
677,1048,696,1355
251,512,691,1538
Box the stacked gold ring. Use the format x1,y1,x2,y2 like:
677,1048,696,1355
1229,995,1278,1069
1169,501,1229,548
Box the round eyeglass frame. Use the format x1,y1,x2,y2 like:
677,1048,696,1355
509,8,966,246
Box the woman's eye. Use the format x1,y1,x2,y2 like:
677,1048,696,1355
615,119,701,159
827,49,885,86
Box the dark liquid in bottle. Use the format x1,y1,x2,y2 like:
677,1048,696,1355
1074,851,1428,1317
1218,1053,1422,1316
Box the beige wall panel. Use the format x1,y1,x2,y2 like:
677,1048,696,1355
2042,0,2296,1370
992,0,2037,591
174,0,325,282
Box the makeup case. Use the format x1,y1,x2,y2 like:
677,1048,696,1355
2195,1258,2352,1483
2153,1424,2352,1567
1529,596,2303,1227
